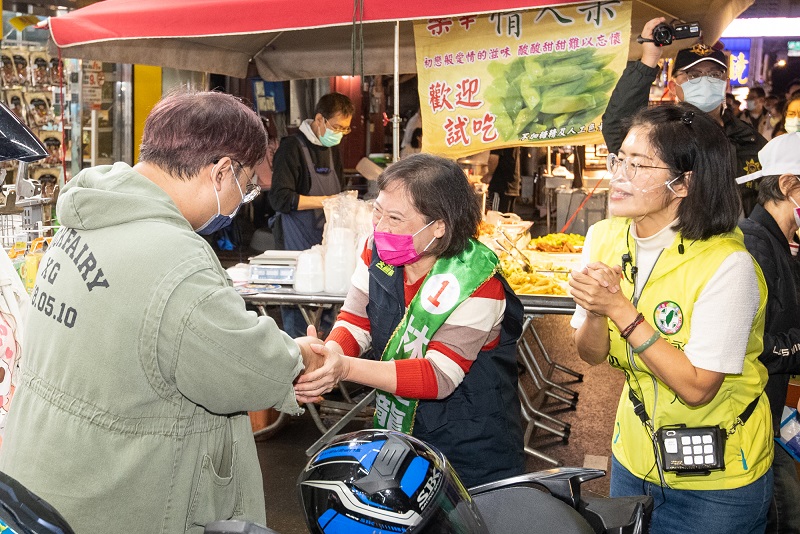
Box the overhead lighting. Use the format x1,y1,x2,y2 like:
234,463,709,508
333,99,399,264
722,18,800,38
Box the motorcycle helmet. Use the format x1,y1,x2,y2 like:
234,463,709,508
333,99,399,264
298,429,488,534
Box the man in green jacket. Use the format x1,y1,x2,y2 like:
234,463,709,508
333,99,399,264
0,91,322,533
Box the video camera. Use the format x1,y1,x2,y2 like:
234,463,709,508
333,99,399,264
638,21,701,47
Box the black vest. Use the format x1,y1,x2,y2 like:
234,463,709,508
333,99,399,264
367,250,525,488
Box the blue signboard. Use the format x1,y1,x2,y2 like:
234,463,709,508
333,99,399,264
725,38,751,86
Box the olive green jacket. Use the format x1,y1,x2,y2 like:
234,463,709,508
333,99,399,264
0,163,304,533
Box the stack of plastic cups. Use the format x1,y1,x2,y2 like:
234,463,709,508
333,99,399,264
324,227,356,295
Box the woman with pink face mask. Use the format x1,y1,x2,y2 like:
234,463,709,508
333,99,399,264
738,132,800,534
294,153,525,488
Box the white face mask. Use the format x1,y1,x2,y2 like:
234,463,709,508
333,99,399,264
785,117,800,134
790,179,800,231
680,77,727,113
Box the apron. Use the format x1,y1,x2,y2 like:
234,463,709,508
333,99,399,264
280,137,341,251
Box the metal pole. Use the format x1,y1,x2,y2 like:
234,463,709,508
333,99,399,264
305,389,377,457
393,21,400,162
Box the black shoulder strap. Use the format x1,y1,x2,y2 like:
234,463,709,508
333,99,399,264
628,387,762,431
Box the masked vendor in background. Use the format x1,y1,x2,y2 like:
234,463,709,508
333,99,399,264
0,91,324,533
602,18,766,217
269,92,354,337
293,154,525,488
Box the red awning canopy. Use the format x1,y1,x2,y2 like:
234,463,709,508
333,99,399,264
48,0,755,81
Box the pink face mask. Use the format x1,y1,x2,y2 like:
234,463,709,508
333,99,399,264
374,220,436,266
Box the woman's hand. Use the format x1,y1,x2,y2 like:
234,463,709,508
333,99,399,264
585,261,622,293
293,340,351,404
569,262,627,318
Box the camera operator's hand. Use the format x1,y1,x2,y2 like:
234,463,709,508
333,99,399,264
640,17,667,68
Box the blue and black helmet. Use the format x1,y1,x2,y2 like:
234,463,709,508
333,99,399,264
298,429,488,534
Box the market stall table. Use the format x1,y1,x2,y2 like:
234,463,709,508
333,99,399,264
242,286,578,461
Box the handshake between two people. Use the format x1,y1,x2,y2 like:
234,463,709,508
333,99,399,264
293,325,351,404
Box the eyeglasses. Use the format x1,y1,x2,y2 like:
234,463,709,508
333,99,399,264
607,153,672,181
372,206,409,230
232,162,261,204
677,69,727,84
325,117,352,135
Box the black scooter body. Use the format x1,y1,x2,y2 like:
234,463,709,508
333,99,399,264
0,467,649,534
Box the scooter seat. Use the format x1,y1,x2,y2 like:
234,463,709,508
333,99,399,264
471,485,595,534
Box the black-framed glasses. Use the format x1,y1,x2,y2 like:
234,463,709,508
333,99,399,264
676,69,727,85
607,153,672,182
324,117,352,135
232,161,261,204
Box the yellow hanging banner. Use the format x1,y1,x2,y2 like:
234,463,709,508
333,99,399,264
414,1,632,159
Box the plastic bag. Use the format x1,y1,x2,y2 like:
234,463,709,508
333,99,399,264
777,406,800,462
321,193,373,294
322,191,373,252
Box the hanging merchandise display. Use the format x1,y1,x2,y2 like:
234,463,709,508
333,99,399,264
0,45,63,187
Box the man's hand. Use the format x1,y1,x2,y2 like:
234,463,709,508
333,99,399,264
294,341,351,404
295,325,325,375
639,17,667,68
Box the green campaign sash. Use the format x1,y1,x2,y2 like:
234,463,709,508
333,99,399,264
374,238,499,434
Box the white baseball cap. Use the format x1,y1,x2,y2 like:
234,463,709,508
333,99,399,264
737,132,800,184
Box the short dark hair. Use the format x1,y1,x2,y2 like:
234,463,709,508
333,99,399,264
757,174,800,205
628,102,740,241
315,92,354,119
784,92,800,115
748,87,766,99
377,153,480,258
139,90,266,180
787,78,800,97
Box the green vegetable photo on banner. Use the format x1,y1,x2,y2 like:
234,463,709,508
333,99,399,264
414,0,633,158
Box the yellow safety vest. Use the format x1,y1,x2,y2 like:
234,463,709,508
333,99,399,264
590,217,773,490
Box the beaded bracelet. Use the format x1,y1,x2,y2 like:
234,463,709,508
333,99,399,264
620,312,645,339
632,331,661,354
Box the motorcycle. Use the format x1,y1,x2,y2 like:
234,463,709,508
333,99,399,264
208,429,650,534
206,468,649,534
0,429,649,534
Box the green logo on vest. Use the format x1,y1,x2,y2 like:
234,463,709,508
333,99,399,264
654,301,683,335
376,261,394,277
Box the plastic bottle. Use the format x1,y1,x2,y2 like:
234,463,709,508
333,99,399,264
22,238,45,293
9,250,25,283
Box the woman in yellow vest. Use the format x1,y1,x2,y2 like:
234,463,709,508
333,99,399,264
569,102,773,534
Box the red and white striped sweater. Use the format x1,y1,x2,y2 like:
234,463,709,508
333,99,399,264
326,244,506,400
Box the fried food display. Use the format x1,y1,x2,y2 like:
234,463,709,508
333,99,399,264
528,233,585,253
500,259,567,296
